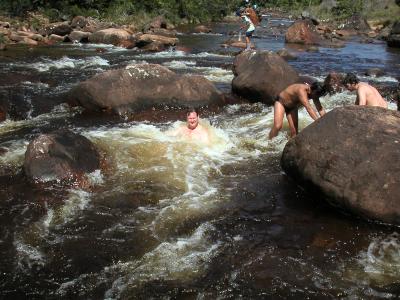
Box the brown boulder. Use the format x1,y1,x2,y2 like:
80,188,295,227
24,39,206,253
39,21,72,36
88,28,134,46
137,34,178,46
67,64,224,115
68,30,91,43
323,72,345,94
49,34,65,42
285,20,325,45
232,50,300,104
194,25,212,33
24,130,100,184
281,106,400,225
146,16,174,30
141,41,166,52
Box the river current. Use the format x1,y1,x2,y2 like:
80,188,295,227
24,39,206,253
1,17,400,299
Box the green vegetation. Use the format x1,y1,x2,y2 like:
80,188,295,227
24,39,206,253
0,33,5,44
0,0,398,25
0,0,243,25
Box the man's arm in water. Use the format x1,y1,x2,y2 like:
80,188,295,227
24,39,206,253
312,98,326,117
299,90,319,120
356,86,367,106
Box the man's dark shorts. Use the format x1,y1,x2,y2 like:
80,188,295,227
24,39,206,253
246,30,254,37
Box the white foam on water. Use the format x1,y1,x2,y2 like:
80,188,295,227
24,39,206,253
341,233,400,296
137,49,187,58
26,56,109,72
0,139,29,169
162,60,234,82
21,81,50,89
86,169,104,186
13,238,46,271
191,32,223,36
42,189,92,227
0,106,80,135
68,42,129,53
162,60,197,69
104,222,220,299
137,49,231,59
58,189,92,224
359,74,399,84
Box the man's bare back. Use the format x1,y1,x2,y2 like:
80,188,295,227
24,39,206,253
356,82,388,108
343,73,388,109
278,84,310,111
269,82,326,139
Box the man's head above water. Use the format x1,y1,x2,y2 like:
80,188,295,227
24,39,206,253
342,73,360,91
186,107,199,130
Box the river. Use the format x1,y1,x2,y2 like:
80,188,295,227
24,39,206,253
1,16,400,299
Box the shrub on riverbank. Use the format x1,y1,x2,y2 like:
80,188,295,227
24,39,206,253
0,0,243,26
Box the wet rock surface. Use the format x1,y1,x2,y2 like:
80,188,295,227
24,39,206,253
281,106,400,225
67,64,224,115
232,50,299,104
24,129,100,184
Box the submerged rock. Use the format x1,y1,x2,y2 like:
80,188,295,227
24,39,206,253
24,130,100,184
232,50,299,104
281,106,400,225
67,64,224,115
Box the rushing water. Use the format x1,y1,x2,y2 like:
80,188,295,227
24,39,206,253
1,17,400,299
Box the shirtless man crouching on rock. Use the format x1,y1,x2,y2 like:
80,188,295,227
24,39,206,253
173,107,210,144
269,82,327,139
342,73,388,108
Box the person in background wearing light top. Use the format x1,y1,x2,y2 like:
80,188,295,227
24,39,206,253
240,10,255,50
342,73,388,108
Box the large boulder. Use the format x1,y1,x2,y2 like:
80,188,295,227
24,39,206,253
68,30,91,43
341,14,371,32
136,33,178,47
24,130,100,184
39,21,72,36
387,21,400,48
285,20,325,45
88,28,134,46
286,20,345,47
281,106,400,225
232,50,299,104
67,64,224,114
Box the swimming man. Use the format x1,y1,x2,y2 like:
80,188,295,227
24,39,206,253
172,108,210,144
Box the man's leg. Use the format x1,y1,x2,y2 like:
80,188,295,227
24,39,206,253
269,101,285,139
286,108,299,138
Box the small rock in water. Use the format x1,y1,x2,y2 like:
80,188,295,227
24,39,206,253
365,68,385,77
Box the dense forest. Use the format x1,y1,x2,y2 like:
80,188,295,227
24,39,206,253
0,0,399,24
